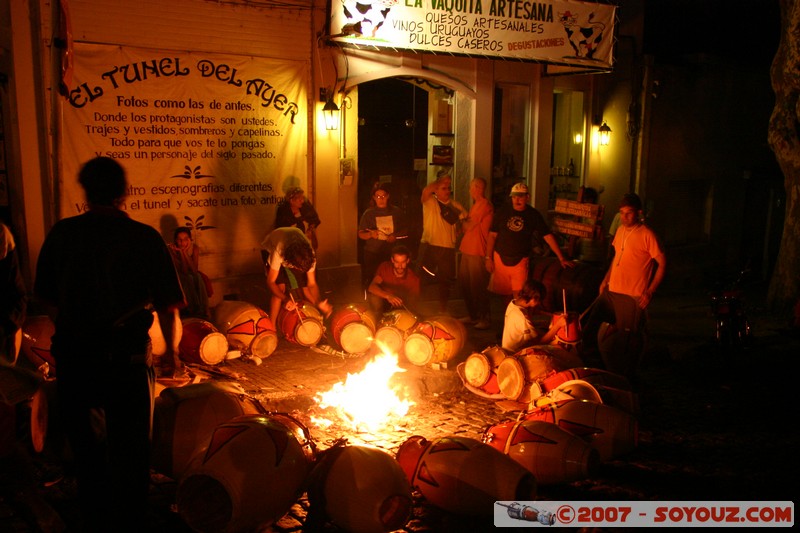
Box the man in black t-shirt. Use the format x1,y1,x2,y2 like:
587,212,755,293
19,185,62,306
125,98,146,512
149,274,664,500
484,182,572,301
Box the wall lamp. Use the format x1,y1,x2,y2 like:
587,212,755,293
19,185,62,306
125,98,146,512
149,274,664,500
598,121,612,146
323,98,340,131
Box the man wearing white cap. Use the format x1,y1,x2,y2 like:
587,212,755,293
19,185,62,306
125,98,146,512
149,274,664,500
485,182,572,302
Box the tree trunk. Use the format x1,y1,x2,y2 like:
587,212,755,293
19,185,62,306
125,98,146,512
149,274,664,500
768,0,800,317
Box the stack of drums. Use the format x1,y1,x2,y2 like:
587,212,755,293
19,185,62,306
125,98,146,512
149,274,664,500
461,345,510,396
278,301,324,347
329,303,376,355
373,309,418,356
178,318,229,366
496,345,580,405
212,300,278,358
403,316,466,367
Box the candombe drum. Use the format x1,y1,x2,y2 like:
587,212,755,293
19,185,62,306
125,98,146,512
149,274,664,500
552,311,582,351
528,367,632,402
373,309,418,356
212,300,278,358
532,378,639,415
496,345,577,404
307,444,412,533
330,303,377,355
151,381,263,480
279,300,324,347
522,398,638,461
178,318,229,366
176,414,313,533
396,435,536,516
403,316,466,367
483,419,600,485
461,345,510,396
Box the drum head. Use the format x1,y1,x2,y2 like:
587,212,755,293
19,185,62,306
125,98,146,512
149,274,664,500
381,310,417,331
250,332,278,358
374,326,404,355
198,332,229,365
295,319,323,346
496,357,526,401
339,323,373,354
463,353,492,388
403,333,434,366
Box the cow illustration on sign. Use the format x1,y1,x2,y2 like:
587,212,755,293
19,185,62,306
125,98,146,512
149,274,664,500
339,0,397,38
559,10,606,60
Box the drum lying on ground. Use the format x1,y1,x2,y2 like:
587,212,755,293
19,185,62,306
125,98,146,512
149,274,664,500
483,419,600,485
330,303,376,355
176,414,313,533
396,435,536,516
463,345,510,391
307,444,412,533
212,300,278,358
373,309,418,356
522,398,638,461
496,346,569,404
178,318,229,366
403,316,466,366
279,301,324,347
151,381,263,480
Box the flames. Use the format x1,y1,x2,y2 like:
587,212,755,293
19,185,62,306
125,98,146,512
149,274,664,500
313,346,414,432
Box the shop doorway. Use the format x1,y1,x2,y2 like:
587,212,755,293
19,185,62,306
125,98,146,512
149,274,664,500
356,78,429,264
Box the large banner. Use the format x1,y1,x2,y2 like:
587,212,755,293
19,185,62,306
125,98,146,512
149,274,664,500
330,0,616,70
60,43,309,278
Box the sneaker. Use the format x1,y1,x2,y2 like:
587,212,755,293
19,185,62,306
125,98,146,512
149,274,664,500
474,319,491,330
458,315,476,324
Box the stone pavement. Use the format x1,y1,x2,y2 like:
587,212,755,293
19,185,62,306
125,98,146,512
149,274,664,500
2,279,798,532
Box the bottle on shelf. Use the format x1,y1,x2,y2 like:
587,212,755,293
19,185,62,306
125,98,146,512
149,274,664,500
567,158,575,177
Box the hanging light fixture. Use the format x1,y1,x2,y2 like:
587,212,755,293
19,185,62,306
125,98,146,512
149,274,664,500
323,98,340,131
598,121,612,146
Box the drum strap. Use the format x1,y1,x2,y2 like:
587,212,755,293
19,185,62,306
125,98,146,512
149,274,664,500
283,266,300,290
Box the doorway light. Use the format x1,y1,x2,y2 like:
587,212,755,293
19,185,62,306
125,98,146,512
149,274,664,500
598,122,612,146
573,132,583,144
323,98,340,130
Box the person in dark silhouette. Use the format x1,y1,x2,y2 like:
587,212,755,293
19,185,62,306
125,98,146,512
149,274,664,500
34,157,185,532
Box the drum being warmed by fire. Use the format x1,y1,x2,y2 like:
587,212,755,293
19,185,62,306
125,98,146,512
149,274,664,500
307,444,412,533
278,300,324,347
373,309,418,356
330,303,376,355
403,316,466,366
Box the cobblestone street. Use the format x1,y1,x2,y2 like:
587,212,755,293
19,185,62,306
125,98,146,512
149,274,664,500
2,284,798,532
